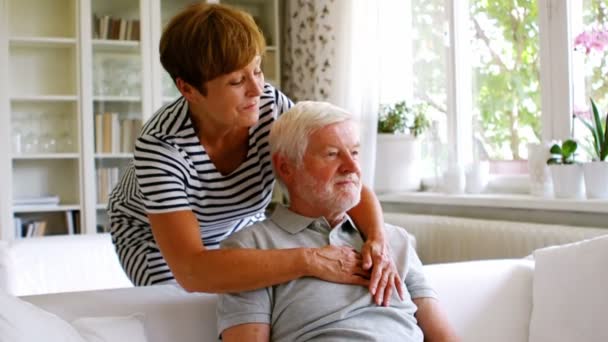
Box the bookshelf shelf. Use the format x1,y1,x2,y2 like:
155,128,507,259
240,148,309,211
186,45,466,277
13,204,81,214
12,153,80,160
10,95,78,102
10,37,77,47
93,39,140,52
95,153,134,159
93,96,141,103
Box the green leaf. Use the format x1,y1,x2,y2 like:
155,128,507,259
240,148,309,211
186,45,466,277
603,112,608,161
549,144,562,154
562,140,578,158
591,98,605,150
576,112,601,158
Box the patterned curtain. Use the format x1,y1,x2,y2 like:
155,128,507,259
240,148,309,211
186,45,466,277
282,0,336,102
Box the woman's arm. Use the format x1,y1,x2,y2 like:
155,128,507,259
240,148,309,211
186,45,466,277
149,210,369,293
347,184,405,306
413,297,460,342
222,323,270,342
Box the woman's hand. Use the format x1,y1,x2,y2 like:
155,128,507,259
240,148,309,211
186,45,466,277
306,245,371,286
361,238,405,306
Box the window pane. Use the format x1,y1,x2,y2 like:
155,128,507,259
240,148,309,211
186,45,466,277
572,0,608,161
411,0,449,182
469,0,541,173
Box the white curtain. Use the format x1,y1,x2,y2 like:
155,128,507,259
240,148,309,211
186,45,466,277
328,0,412,187
282,0,411,187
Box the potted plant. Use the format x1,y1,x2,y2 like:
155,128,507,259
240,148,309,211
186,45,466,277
573,27,608,198
575,99,608,198
374,101,430,192
546,139,585,199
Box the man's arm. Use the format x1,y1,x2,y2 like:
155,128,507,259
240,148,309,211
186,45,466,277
413,297,460,342
222,323,270,342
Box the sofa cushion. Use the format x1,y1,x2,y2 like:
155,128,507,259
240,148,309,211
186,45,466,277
424,259,534,342
1,288,150,342
23,285,219,342
529,235,608,342
0,289,85,342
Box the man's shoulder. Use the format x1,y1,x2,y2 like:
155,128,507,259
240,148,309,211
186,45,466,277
221,219,280,249
383,222,414,248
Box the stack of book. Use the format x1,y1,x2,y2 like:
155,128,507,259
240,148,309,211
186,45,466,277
95,113,142,154
14,218,47,238
93,15,140,41
97,167,120,204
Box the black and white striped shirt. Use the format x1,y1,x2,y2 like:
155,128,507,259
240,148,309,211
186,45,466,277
107,84,292,286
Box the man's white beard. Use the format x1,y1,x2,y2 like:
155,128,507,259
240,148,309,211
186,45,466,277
295,169,362,215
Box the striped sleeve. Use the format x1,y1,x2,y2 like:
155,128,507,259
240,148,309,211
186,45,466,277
133,134,191,214
274,87,294,116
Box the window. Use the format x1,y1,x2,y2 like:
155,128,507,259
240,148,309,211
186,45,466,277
380,1,599,181
469,1,540,173
572,0,608,161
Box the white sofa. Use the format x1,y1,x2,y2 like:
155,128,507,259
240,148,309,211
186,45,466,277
20,258,534,342
2,213,607,341
1,213,606,297
0,234,133,296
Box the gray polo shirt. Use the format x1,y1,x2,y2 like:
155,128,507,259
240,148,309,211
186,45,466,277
217,205,437,341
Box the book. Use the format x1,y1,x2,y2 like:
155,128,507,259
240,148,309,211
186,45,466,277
65,210,75,235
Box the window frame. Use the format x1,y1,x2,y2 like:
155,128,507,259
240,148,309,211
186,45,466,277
446,0,576,169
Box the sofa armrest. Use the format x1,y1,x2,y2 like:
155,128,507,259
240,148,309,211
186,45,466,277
424,259,533,342
23,285,219,342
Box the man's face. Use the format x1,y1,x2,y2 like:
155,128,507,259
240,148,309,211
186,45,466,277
292,121,362,215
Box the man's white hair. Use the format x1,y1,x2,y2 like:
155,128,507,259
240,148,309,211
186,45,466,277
270,101,354,164
269,101,356,194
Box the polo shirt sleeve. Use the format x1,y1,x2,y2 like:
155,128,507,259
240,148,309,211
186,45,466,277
216,232,273,336
133,134,191,213
404,240,438,300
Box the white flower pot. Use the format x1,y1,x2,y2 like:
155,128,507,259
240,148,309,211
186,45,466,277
549,164,585,199
582,161,608,199
374,134,421,193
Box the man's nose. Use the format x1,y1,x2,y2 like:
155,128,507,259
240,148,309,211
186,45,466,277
340,153,361,174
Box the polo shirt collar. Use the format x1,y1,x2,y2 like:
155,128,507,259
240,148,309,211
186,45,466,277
270,205,359,234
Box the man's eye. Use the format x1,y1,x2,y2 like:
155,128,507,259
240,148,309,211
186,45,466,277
351,150,360,156
327,151,338,157
254,69,263,75
229,78,244,85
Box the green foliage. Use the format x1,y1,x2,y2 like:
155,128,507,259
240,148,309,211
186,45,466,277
577,98,608,161
547,140,579,165
378,101,430,137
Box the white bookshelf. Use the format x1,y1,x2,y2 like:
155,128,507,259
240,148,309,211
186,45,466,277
0,0,283,240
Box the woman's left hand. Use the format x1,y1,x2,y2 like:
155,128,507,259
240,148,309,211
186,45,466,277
361,237,404,306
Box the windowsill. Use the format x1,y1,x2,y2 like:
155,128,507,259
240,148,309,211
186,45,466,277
378,191,608,214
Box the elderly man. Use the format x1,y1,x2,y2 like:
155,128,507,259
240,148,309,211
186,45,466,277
217,101,458,341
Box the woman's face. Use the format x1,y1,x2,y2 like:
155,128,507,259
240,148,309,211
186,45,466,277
197,56,264,129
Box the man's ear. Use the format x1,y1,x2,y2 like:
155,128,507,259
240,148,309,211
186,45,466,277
175,78,201,102
272,153,294,182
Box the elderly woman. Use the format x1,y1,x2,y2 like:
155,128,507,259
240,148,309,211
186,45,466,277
107,2,402,305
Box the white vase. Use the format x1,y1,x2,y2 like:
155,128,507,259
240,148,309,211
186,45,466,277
527,142,553,197
374,134,421,193
443,163,466,194
465,161,489,194
549,164,585,199
582,161,608,199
